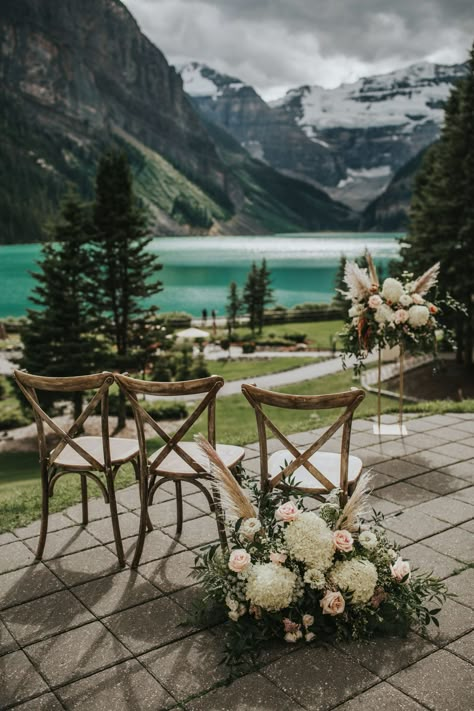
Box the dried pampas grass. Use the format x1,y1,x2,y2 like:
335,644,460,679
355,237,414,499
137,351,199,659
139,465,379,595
336,470,373,533
343,261,372,301
412,262,440,296
195,434,257,521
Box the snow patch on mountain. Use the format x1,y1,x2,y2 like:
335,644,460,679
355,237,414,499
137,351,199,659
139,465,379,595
179,62,245,98
273,61,467,134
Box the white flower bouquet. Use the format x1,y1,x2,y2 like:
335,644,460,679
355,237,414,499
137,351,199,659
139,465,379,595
340,255,443,372
191,437,448,671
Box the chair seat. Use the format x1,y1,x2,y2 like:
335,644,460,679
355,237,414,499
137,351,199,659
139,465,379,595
52,436,139,470
149,441,245,477
268,449,363,491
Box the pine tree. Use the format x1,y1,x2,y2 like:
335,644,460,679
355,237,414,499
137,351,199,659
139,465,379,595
226,281,241,336
256,258,274,333
242,262,260,334
21,189,106,418
332,254,347,312
400,46,474,365
91,150,163,426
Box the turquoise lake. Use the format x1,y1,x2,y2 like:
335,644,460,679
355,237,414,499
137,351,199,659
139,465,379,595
0,233,401,318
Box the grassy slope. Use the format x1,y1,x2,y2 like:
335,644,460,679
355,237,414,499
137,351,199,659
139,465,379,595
207,356,322,381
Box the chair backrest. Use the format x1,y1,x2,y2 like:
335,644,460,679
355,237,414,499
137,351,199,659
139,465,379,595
241,384,365,492
14,370,115,471
115,373,224,475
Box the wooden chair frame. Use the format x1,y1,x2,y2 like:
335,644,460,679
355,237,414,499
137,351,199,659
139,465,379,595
241,384,366,503
14,370,137,566
115,373,231,567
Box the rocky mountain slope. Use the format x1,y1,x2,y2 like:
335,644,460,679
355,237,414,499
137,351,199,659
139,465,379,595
180,62,344,188
0,0,354,243
182,61,467,211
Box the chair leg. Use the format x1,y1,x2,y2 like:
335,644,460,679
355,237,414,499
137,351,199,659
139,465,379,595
133,460,153,532
36,465,49,560
175,480,184,535
211,484,228,550
80,474,88,526
132,473,149,569
106,473,125,567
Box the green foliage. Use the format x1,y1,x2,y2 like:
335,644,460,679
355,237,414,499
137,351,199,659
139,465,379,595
191,475,449,671
226,282,241,335
401,45,474,365
190,353,211,379
91,149,163,425
242,260,274,334
20,188,107,417
175,343,193,381
171,194,213,228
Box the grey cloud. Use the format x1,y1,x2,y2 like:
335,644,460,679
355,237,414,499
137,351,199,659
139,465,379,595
123,0,473,97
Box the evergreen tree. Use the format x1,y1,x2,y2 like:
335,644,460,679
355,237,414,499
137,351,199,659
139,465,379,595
242,262,260,334
400,46,474,365
256,258,274,333
332,254,347,312
226,281,241,336
21,189,106,418
91,150,163,427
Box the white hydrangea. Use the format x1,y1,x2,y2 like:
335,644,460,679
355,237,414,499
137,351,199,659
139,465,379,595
239,517,262,540
245,563,297,611
408,305,430,327
304,568,326,590
284,512,335,572
329,559,378,605
358,531,378,550
374,304,395,325
399,293,413,307
349,304,364,317
381,278,404,303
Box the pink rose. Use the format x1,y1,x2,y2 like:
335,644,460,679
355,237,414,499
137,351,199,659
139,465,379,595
412,293,424,304
302,614,314,628
390,556,411,583
320,590,345,616
283,618,300,633
276,501,300,522
333,529,354,553
370,587,388,609
368,294,383,309
270,551,287,565
284,630,303,643
228,549,251,573
394,309,409,324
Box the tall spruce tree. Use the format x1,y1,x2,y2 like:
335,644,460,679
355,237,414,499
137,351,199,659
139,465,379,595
225,281,241,335
400,46,474,365
91,150,163,427
256,258,274,333
21,189,105,418
243,262,260,334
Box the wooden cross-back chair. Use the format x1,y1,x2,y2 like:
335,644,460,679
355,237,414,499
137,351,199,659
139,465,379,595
115,373,245,567
14,370,140,566
241,384,366,504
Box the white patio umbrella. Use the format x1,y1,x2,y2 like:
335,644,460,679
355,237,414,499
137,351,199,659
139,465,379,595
175,327,210,340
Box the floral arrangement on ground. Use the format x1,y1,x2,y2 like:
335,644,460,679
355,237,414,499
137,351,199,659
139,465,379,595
339,253,461,373
191,436,448,670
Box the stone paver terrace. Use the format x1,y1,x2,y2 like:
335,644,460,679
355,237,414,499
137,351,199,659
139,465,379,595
0,413,473,710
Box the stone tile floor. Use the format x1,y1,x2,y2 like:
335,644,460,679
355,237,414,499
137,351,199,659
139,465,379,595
1,413,473,710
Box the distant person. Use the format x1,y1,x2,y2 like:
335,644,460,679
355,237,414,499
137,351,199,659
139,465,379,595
202,308,207,325
211,309,217,335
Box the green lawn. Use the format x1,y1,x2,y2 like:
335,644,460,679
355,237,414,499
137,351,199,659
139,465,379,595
230,319,345,349
207,355,324,381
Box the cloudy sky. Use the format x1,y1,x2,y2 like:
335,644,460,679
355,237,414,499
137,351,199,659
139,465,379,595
123,0,473,100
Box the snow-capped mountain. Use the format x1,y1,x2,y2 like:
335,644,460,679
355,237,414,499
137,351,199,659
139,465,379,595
180,60,467,212
179,62,343,187
272,61,467,208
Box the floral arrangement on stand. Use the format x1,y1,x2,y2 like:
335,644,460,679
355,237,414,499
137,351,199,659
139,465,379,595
339,254,443,374
191,436,448,671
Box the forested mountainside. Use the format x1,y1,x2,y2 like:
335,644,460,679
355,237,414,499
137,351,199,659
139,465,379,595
0,0,354,244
